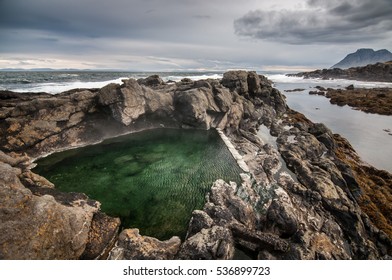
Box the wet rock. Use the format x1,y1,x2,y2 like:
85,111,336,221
325,87,392,115
346,84,355,90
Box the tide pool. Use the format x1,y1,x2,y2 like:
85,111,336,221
33,128,242,240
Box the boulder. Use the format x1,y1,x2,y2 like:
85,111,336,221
185,210,214,239
81,212,121,259
208,179,256,229
137,75,165,87
108,228,181,260
221,70,249,95
177,226,234,260
266,200,298,238
0,161,99,259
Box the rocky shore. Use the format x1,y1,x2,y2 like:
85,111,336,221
288,61,392,83
1,71,391,259
308,86,392,116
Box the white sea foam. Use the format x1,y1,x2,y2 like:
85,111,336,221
265,73,392,88
162,73,223,82
8,77,127,94
265,74,305,84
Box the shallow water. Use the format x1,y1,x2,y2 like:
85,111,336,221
257,125,298,182
33,128,242,240
267,75,392,172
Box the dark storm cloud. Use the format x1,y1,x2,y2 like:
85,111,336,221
0,0,158,39
0,0,251,69
234,0,392,44
0,0,219,40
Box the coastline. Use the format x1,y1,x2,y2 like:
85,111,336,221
1,71,391,260
272,77,392,172
323,87,392,116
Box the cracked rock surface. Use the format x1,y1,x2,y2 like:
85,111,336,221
1,71,391,259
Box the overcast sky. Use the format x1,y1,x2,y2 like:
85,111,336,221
0,0,391,71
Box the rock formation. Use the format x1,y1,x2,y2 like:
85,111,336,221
288,61,392,83
0,71,391,259
0,150,120,259
324,87,392,115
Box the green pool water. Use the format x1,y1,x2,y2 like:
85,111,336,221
33,128,242,240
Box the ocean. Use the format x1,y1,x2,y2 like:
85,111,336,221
1,70,391,172
0,71,223,94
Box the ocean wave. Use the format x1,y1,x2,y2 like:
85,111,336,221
7,77,127,94
57,73,80,78
264,74,304,84
1,72,224,94
163,73,223,82
265,74,392,88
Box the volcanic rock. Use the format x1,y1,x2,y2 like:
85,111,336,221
0,71,391,260
108,228,181,260
288,61,392,83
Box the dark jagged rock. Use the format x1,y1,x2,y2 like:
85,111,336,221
284,88,305,92
324,87,392,116
288,61,392,83
271,112,392,259
137,75,165,87
266,200,299,238
0,71,391,260
81,212,121,260
177,226,235,260
185,210,214,239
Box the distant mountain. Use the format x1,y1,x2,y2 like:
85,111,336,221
331,48,392,69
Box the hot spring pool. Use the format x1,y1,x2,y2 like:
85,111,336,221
33,128,242,240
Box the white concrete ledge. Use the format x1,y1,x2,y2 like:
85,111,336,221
216,128,250,173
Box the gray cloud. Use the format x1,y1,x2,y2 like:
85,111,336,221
0,0,390,70
234,0,392,44
193,15,212,19
0,0,224,40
